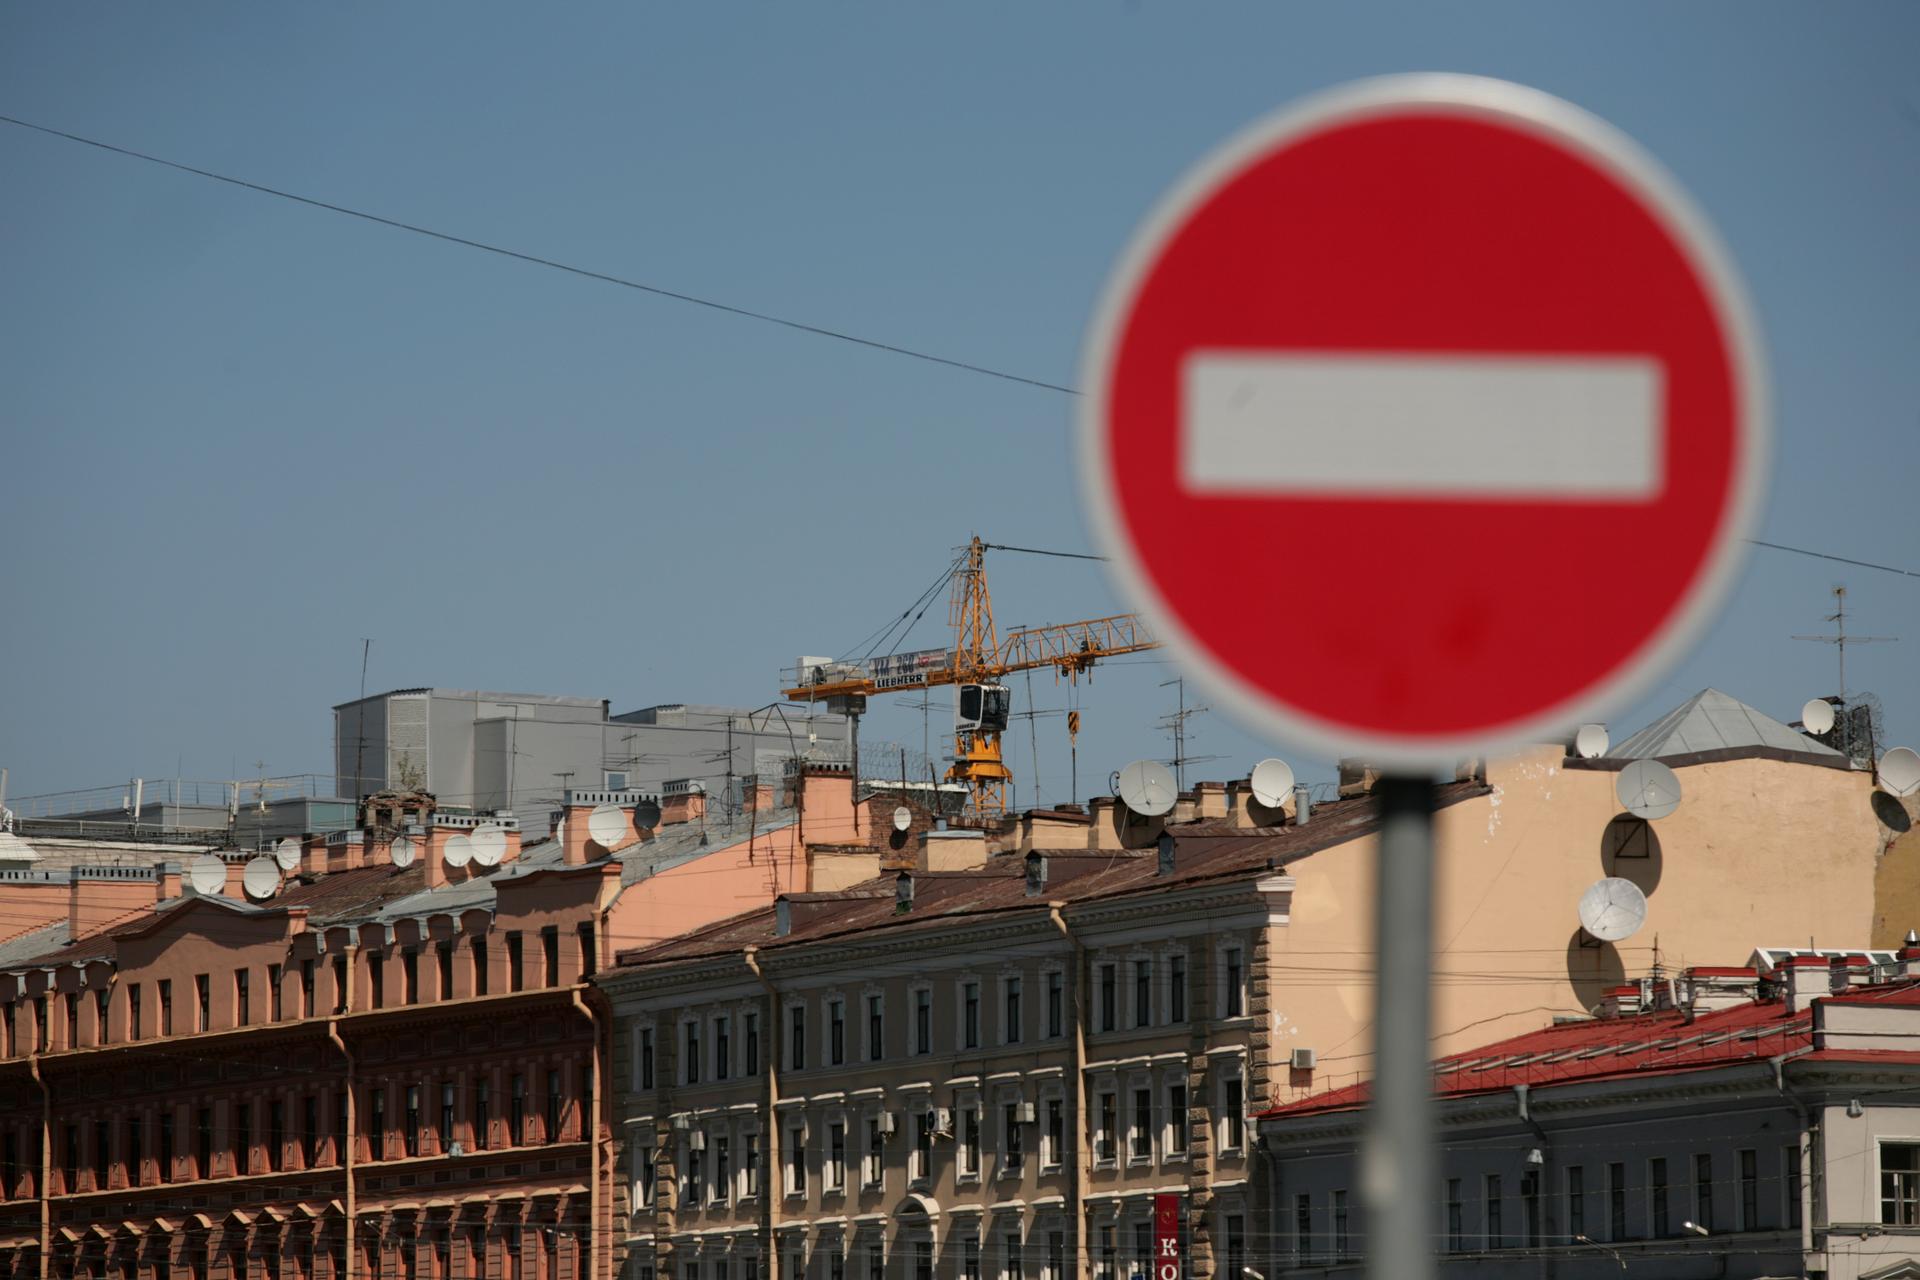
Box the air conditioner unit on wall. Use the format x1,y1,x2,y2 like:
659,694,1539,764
877,1112,898,1137
688,1132,707,1151
1015,1102,1037,1125
1290,1048,1317,1070
932,1107,953,1133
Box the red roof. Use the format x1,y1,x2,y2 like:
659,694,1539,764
1263,996,1810,1121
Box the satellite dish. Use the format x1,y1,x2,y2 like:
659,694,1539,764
587,804,629,851
1881,747,1920,799
1249,758,1295,809
1574,724,1610,760
241,856,281,901
272,838,302,872
1577,877,1649,942
1616,759,1683,821
892,806,913,832
634,800,662,830
389,837,417,869
1802,699,1837,736
443,833,473,869
1116,760,1177,818
187,853,227,895
469,823,507,866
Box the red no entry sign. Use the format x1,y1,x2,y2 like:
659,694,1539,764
1079,75,1768,765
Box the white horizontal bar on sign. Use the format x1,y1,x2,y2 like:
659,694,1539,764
1181,352,1664,498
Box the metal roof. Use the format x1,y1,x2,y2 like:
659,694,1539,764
1610,687,1846,761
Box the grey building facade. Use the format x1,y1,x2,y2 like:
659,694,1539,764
333,687,850,818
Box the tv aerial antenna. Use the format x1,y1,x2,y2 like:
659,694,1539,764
1157,676,1218,791
1793,585,1896,699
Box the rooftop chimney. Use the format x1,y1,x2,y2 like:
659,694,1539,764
1780,955,1830,1014
1024,851,1049,897
1156,831,1176,877
661,781,707,828
894,870,914,914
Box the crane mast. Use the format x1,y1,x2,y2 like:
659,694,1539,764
782,536,1159,816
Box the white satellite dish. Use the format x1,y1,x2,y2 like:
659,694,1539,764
273,838,302,872
469,823,507,866
389,837,417,869
1577,877,1648,942
241,856,281,901
444,833,473,869
1249,758,1295,809
1802,699,1837,736
1616,759,1683,821
634,800,662,830
1881,747,1920,799
587,804,629,851
1574,724,1610,760
187,853,228,895
1116,760,1177,818
892,806,912,832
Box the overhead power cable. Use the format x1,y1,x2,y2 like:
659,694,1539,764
0,113,1075,396
4,115,1916,587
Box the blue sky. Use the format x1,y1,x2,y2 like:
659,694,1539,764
2,3,1916,810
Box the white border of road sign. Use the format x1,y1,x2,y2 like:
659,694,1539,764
1078,74,1770,768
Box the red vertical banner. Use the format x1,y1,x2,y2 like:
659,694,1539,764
1153,1194,1181,1280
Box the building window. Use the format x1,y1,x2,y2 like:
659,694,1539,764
828,997,846,1066
714,1133,731,1203
435,944,453,998
961,1105,981,1179
158,1112,174,1182
866,994,884,1061
65,993,78,1048
1609,1162,1627,1241
1133,960,1152,1027
914,988,933,1055
471,938,489,996
402,948,419,1004
964,1236,982,1280
1693,1153,1713,1232
1045,972,1063,1039
636,1027,655,1090
1003,977,1022,1045
1445,1178,1463,1252
1001,1231,1021,1280
300,961,315,1017
509,1075,525,1145
1098,965,1116,1032
128,983,142,1040
1222,945,1245,1017
1295,1192,1313,1264
1786,1145,1804,1229
633,1144,654,1207
1043,1097,1065,1170
439,1084,455,1153
913,1110,933,1184
684,1020,702,1085
1485,1174,1503,1249
1220,1072,1245,1152
160,979,174,1035
301,1095,318,1167
1045,1233,1063,1280
1521,1170,1541,1247
92,1119,110,1189
1095,1091,1116,1163
1740,1148,1759,1229
962,982,981,1049
1094,1228,1113,1280
125,1114,143,1186
195,974,211,1030
541,927,560,987
368,956,384,1010
332,958,348,1014
233,1100,252,1177
1650,1157,1670,1237
1166,1081,1188,1156
404,1085,421,1156
545,1069,564,1142
745,1131,761,1197
1225,1213,1246,1278
1129,1087,1153,1161
745,1011,760,1075
506,933,524,992
715,1015,731,1081
473,1080,490,1151
268,963,284,1021
828,1122,846,1191
866,1116,885,1189
1002,1103,1023,1175
787,1122,806,1196
196,1106,212,1178
790,1004,808,1072
1567,1165,1586,1241
605,771,628,790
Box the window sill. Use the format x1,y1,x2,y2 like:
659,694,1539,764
1127,1155,1153,1168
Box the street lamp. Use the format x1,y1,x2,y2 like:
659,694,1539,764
1682,1221,1709,1237
1573,1235,1627,1271
1242,1270,1265,1280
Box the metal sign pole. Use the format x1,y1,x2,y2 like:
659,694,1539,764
1364,775,1438,1280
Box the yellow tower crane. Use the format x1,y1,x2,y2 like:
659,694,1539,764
782,537,1160,816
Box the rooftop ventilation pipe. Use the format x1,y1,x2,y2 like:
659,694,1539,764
1156,832,1176,877
1024,852,1049,896
1292,784,1312,826
895,871,914,914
